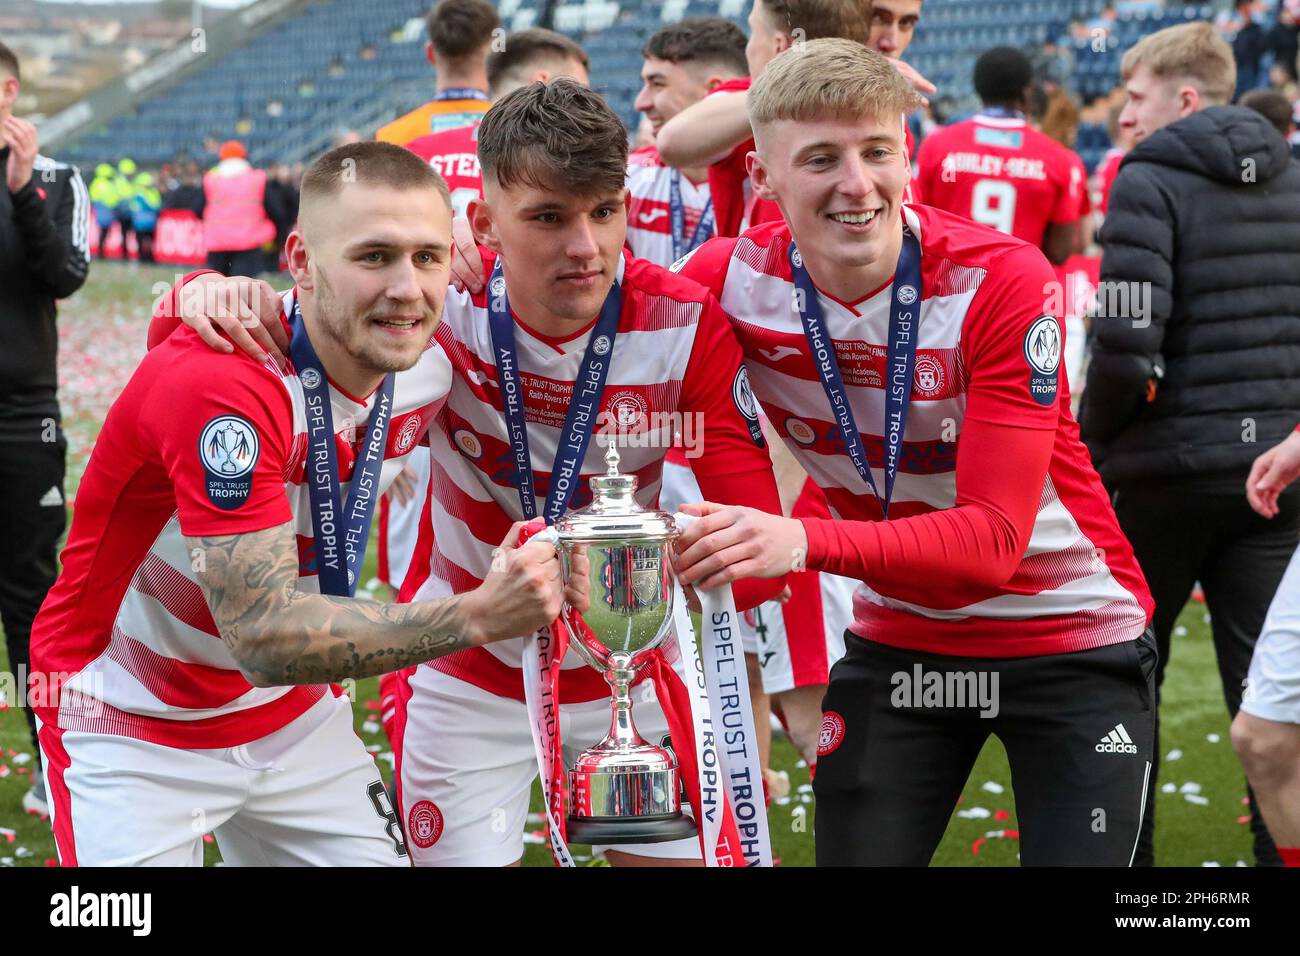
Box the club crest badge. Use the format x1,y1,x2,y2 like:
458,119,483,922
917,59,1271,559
407,800,444,849
818,711,846,756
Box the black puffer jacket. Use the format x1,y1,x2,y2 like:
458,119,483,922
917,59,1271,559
1080,106,1300,489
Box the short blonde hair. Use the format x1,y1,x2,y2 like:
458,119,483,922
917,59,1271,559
1121,22,1236,107
749,37,922,128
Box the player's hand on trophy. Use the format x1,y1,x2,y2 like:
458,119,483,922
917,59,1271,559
448,215,486,294
175,273,289,363
673,502,808,592
464,523,588,644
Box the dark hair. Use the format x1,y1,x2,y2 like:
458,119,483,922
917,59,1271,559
477,78,627,197
302,141,450,208
1240,88,1295,138
486,28,589,98
0,41,19,82
974,46,1033,105
643,17,749,77
757,0,873,44
426,0,500,60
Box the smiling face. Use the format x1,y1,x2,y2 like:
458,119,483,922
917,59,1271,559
471,177,628,330
291,182,452,385
751,112,910,295
635,57,716,133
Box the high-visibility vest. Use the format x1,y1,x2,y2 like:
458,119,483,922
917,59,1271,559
203,167,276,252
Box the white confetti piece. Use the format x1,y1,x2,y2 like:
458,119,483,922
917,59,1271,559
526,812,546,824
1203,614,1211,625
11,753,30,766
796,783,813,795
365,578,382,593
1173,626,1187,637
1179,782,1202,794
14,847,31,858
775,797,792,807
1166,749,1183,761
1236,860,1247,867
522,830,546,845
0,858,11,867
799,793,813,804
794,759,807,769
376,751,395,769
1206,733,1220,743
1184,793,1209,805
1201,861,1220,867
1161,782,1176,794
361,720,381,735
365,744,381,754
981,781,1005,794
957,807,991,819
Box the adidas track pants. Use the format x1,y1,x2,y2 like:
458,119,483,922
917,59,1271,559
813,629,1157,866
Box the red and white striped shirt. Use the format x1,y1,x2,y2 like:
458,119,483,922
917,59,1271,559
402,250,779,700
31,291,451,747
678,205,1153,657
626,145,712,268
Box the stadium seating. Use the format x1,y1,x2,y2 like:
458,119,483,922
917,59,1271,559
60,0,1215,174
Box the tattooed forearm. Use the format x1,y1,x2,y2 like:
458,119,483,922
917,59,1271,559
188,524,482,687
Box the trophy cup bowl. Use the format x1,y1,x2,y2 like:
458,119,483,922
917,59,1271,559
550,447,699,845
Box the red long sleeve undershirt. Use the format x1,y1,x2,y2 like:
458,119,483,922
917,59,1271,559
800,416,1055,594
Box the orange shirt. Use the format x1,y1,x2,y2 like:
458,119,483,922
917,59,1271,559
376,92,490,146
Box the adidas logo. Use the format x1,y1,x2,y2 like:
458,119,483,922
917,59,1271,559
1096,722,1138,754
39,486,63,507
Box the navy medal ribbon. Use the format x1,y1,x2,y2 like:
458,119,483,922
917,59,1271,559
289,298,396,596
788,229,922,519
485,259,623,524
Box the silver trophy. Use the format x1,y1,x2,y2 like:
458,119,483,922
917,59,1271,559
550,444,698,845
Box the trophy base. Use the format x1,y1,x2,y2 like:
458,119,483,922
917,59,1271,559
565,813,699,846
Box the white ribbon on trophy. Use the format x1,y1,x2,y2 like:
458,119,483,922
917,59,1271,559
672,512,774,868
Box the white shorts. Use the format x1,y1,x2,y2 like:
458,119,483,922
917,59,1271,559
1242,542,1300,726
750,573,854,695
39,693,407,866
399,666,702,866
379,446,430,590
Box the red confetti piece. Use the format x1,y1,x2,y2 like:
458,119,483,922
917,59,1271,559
4,750,15,757
1236,815,1250,824
45,858,59,867
15,768,29,775
993,809,1011,821
971,837,985,856
365,700,381,711
202,834,215,844
0,829,15,844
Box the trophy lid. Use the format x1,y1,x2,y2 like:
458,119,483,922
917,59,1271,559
552,445,678,541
